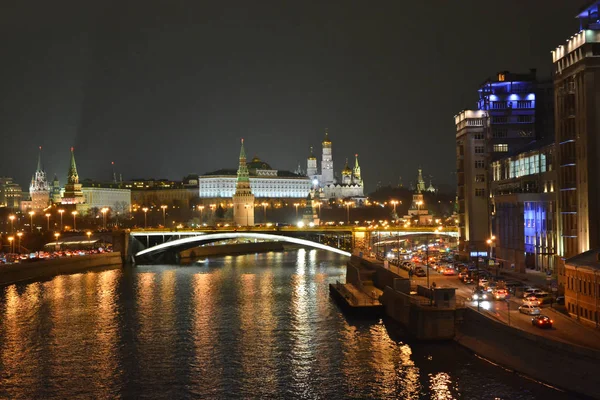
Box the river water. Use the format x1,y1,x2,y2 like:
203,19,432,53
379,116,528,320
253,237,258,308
0,250,573,399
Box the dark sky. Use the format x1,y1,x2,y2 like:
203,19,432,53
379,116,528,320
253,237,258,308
0,0,588,193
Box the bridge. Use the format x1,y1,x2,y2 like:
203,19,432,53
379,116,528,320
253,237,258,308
127,226,458,263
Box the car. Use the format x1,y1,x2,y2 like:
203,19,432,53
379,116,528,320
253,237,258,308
493,289,508,300
443,268,457,276
518,304,542,315
523,288,544,298
472,289,488,301
462,276,475,284
458,271,468,279
414,268,426,277
531,315,553,328
523,296,541,306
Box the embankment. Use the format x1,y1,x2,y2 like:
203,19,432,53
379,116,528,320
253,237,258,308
0,252,123,286
455,308,600,398
179,242,288,259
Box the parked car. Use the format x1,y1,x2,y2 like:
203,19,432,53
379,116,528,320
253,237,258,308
518,304,542,315
531,315,553,328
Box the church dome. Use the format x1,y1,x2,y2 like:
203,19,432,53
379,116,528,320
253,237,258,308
342,160,352,176
322,130,332,145
247,156,272,170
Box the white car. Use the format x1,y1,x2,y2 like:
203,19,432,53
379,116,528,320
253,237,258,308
523,288,544,298
518,304,541,315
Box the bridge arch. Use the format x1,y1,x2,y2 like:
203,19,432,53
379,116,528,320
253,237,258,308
134,232,352,260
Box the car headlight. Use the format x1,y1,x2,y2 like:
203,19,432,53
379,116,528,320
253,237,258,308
482,294,487,300
473,294,479,300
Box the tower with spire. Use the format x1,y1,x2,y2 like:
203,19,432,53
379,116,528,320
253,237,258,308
306,146,318,180
416,168,426,193
232,139,255,227
321,129,334,185
28,146,50,210
353,154,362,185
51,174,61,204
62,147,85,205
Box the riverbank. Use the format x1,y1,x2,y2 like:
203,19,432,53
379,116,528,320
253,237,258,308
0,252,123,286
455,307,600,399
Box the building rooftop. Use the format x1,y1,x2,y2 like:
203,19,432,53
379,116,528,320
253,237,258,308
202,169,305,178
565,249,600,271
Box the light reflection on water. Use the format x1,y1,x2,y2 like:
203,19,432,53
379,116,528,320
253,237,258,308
0,250,572,399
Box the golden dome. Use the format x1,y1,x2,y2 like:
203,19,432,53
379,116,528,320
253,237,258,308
322,129,331,145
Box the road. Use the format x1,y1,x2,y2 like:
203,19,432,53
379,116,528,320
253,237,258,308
384,261,600,351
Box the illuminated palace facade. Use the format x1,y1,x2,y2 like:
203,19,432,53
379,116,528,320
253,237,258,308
198,144,311,199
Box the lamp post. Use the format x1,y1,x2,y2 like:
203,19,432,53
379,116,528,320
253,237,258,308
261,202,268,223
197,205,205,225
8,236,13,254
86,231,92,250
101,207,109,230
54,232,60,252
391,200,398,222
142,207,149,229
294,203,300,220
8,214,15,233
58,209,64,231
161,205,168,227
72,211,78,231
45,213,51,231
487,235,496,277
16,232,22,254
28,211,35,232
345,202,352,225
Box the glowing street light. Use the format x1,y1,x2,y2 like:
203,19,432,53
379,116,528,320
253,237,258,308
8,214,15,233
197,205,205,224
294,203,300,219
8,236,14,254
54,232,60,251
16,232,22,254
161,205,168,227
28,211,35,232
71,210,78,231
45,213,51,231
261,202,268,223
345,201,352,225
58,209,64,231
86,231,92,248
101,207,109,230
142,207,149,229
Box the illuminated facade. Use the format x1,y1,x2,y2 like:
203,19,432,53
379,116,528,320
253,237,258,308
307,130,365,201
81,181,131,214
20,147,50,211
563,250,600,327
552,2,600,261
455,70,553,257
62,147,85,206
0,177,22,209
490,140,557,273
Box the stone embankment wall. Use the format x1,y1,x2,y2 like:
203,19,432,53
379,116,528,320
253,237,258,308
455,308,600,398
179,242,287,259
0,252,123,286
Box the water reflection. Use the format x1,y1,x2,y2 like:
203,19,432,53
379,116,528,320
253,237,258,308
0,252,572,399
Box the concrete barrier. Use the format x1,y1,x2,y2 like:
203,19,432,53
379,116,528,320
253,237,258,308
0,252,123,286
455,308,600,398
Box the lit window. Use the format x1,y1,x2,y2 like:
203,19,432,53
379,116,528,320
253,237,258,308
493,144,508,152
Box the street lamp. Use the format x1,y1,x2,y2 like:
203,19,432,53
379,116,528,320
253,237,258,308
8,214,15,233
45,213,51,231
58,209,64,231
54,232,60,251
28,211,35,232
86,231,92,249
345,202,352,225
161,205,168,227
72,210,78,231
261,202,268,223
390,200,399,222
8,236,13,254
197,205,205,225
101,207,109,230
142,207,149,229
293,203,300,219
16,232,22,254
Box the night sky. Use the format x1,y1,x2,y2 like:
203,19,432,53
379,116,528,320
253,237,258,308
0,0,588,193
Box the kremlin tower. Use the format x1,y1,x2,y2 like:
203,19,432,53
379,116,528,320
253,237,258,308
232,139,255,227
62,147,85,205
321,129,334,185
27,146,50,211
